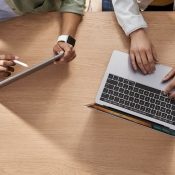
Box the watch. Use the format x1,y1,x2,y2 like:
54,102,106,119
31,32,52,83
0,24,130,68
57,35,76,47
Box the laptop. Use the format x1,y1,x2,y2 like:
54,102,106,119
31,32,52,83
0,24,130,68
96,50,175,131
0,52,64,88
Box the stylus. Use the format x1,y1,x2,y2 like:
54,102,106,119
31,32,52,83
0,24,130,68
14,60,29,67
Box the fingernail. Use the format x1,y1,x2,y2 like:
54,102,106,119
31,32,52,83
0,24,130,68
162,77,167,82
60,51,64,55
162,91,166,95
14,56,20,60
54,61,57,65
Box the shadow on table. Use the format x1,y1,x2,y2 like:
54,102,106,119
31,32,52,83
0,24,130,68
0,63,70,120
75,109,175,174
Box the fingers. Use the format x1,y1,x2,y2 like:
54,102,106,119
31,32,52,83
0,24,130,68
0,71,11,77
0,54,16,78
0,54,15,61
130,48,156,75
140,50,151,74
53,44,63,55
130,51,137,71
162,68,175,82
53,42,76,63
146,49,156,73
164,79,175,99
0,60,15,67
0,66,14,72
162,69,175,99
152,45,159,63
135,51,147,74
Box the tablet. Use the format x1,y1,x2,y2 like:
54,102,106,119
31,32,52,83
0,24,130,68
0,52,64,88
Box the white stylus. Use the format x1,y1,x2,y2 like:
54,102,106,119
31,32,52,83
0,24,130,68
14,60,29,67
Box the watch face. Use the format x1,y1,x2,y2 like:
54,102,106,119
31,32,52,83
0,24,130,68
67,36,76,47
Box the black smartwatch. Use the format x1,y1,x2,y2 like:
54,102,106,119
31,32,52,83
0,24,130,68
57,35,76,47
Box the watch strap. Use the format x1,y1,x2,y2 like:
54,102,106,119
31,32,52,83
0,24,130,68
57,35,76,47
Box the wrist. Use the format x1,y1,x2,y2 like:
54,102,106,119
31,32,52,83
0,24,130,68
129,28,146,39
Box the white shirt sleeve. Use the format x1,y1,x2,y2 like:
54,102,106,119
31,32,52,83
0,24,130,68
112,0,148,36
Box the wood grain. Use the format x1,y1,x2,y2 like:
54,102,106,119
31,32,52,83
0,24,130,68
0,12,175,175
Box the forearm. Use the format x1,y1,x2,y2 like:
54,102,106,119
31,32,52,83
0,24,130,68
60,12,82,38
112,0,147,36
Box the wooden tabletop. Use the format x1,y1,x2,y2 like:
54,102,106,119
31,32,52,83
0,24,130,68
0,12,175,175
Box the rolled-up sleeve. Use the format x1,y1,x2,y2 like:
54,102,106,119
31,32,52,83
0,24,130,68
112,0,148,36
60,0,85,15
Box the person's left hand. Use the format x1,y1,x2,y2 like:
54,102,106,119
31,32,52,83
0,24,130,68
53,42,76,63
162,68,175,98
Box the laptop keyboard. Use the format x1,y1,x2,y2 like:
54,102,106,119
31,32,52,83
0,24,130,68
100,74,175,126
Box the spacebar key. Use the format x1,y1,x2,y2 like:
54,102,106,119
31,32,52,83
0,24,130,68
135,82,160,94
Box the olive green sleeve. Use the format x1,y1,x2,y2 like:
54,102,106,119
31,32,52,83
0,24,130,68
60,0,86,15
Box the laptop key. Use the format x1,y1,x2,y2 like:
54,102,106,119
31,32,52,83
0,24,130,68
150,104,155,109
160,107,166,113
135,93,139,98
119,88,124,93
128,86,133,91
145,97,150,102
103,88,108,93
109,95,115,101
133,87,139,93
130,103,135,108
135,104,141,110
123,84,128,89
134,98,139,103
114,86,119,91
124,95,129,100
144,91,149,96
140,100,144,105
101,93,109,99
129,96,134,102
105,83,114,89
114,97,119,102
119,93,123,98
140,106,146,111
124,90,129,95
108,74,113,79
125,101,130,106
150,98,155,103
118,82,123,87
140,95,144,100
138,89,144,94
119,99,125,104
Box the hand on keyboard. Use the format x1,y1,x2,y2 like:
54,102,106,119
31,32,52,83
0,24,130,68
163,68,175,98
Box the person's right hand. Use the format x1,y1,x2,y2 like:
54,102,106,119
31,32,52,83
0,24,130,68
129,29,158,75
0,54,16,78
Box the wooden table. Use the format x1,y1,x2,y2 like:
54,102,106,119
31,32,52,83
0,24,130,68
0,12,175,175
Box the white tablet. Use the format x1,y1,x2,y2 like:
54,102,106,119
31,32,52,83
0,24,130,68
0,52,64,88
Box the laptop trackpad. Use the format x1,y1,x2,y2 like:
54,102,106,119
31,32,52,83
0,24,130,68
107,51,172,90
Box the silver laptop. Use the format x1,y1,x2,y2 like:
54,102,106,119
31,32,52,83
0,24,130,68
96,50,175,131
0,52,64,88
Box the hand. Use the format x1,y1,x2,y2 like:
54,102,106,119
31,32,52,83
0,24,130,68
53,42,76,63
162,68,175,98
129,29,158,74
0,54,16,78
